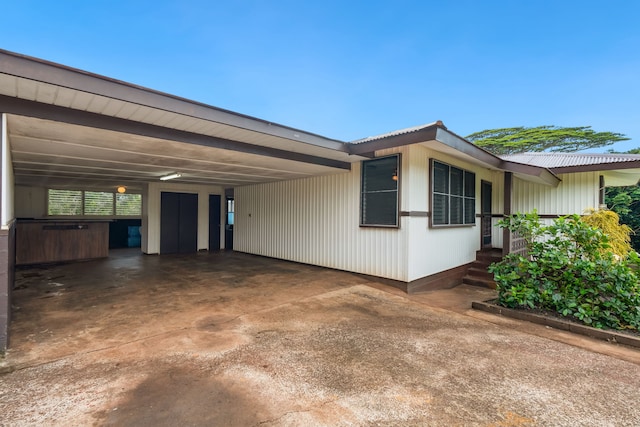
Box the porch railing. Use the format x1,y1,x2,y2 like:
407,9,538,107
509,231,528,257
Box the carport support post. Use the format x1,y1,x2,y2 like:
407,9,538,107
0,113,14,352
0,227,12,351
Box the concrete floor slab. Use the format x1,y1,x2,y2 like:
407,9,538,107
1,252,640,426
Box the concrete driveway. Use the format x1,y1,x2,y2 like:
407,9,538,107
1,252,640,426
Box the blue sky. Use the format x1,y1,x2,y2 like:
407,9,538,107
2,1,639,151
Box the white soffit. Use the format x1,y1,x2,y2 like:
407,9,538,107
602,169,640,187
0,73,364,164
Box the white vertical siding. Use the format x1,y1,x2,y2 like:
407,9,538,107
235,162,409,281
404,146,503,281
235,145,511,283
513,172,599,216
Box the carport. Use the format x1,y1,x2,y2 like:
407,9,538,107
0,49,368,350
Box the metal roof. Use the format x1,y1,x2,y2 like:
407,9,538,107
501,152,640,170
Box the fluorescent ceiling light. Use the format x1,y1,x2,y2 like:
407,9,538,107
160,173,182,181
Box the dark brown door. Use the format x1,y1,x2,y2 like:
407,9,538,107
481,181,492,247
160,192,198,254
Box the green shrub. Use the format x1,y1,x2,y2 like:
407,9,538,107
490,211,640,330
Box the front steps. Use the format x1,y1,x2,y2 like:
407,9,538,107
462,248,502,289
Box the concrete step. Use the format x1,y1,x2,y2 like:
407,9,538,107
475,250,503,264
466,266,494,280
462,276,497,290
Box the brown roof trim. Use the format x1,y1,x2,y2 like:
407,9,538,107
549,161,640,174
347,123,439,155
434,127,502,167
500,160,560,186
0,95,352,171
0,49,348,152
347,124,503,168
346,123,562,185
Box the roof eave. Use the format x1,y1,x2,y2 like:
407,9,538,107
550,160,640,174
0,48,349,153
501,161,561,187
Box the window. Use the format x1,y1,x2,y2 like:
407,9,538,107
84,191,114,215
47,190,83,215
226,198,234,225
360,155,399,227
116,194,142,216
431,160,475,226
48,189,142,217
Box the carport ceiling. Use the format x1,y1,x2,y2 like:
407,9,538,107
8,115,354,192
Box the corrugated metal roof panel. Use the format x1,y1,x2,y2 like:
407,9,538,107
501,152,640,169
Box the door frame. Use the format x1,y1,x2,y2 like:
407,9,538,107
480,180,493,248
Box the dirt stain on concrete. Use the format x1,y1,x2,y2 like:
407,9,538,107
95,366,268,426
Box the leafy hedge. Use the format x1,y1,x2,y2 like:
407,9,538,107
490,211,640,331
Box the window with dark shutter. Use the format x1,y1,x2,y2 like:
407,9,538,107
430,160,476,227
360,155,399,227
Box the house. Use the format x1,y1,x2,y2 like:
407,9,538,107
1,49,640,350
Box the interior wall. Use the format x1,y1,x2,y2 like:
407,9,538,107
144,182,224,254
15,185,46,218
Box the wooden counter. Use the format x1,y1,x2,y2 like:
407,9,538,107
16,220,110,265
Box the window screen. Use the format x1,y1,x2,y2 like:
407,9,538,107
47,190,83,215
116,193,142,216
48,189,141,217
431,160,476,226
361,155,399,226
84,191,114,215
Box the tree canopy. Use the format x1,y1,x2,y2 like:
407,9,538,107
466,126,629,155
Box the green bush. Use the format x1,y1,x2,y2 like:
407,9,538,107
490,211,640,331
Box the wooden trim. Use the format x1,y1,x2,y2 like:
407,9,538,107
348,126,439,156
407,263,472,294
356,263,472,294
599,175,605,206
400,211,429,217
435,128,502,168
503,172,512,256
0,95,352,171
480,180,492,248
551,161,640,174
500,160,561,187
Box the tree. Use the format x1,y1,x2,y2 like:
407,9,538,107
466,125,629,155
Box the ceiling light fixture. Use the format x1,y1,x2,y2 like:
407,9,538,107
117,186,127,194
160,173,182,181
